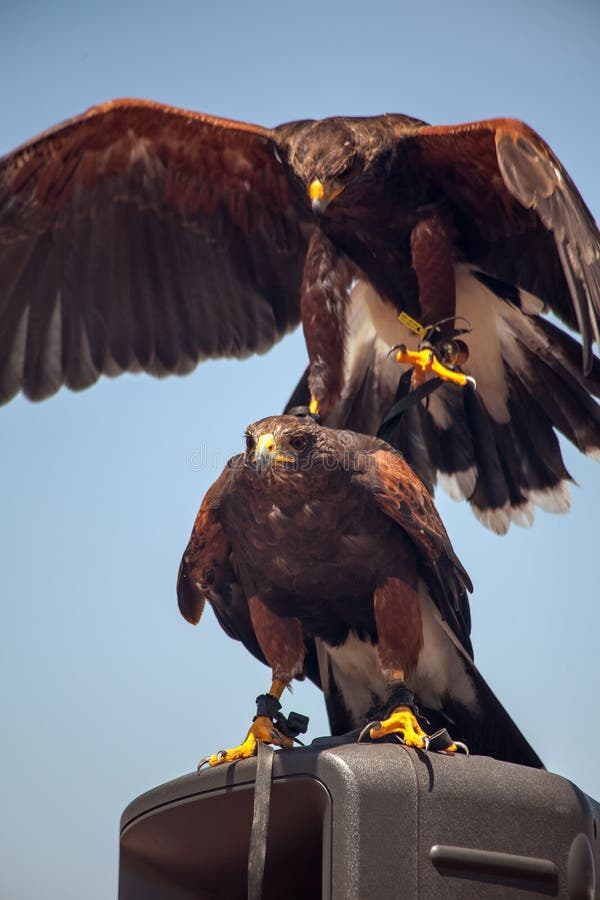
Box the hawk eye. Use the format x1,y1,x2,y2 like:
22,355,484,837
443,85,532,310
289,434,308,452
245,434,255,453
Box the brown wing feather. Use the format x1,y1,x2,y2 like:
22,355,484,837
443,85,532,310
357,447,472,651
398,118,600,370
0,99,309,403
177,459,269,667
177,466,234,625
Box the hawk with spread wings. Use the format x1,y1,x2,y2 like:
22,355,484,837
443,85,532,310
178,415,542,768
1,100,599,531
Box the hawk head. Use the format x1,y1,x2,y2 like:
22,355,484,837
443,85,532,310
244,414,324,472
275,116,395,214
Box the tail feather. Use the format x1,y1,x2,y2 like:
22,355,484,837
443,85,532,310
284,269,600,532
463,383,573,531
378,378,573,533
426,616,543,767
433,663,544,769
503,321,600,456
316,631,544,769
531,316,600,398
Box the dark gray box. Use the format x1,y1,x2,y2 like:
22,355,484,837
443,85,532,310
119,743,599,898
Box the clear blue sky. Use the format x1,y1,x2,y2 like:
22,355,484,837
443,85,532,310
1,2,599,897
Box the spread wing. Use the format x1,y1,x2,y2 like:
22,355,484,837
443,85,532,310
0,99,309,404
288,116,600,533
399,117,600,372
355,446,473,654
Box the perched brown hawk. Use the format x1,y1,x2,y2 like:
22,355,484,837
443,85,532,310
1,100,599,531
178,414,542,768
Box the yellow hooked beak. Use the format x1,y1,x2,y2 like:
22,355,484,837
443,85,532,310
254,433,294,471
309,178,345,214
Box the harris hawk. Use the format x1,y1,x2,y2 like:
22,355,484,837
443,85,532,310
1,100,599,532
178,414,543,769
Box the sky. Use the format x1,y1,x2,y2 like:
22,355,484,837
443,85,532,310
1,1,599,898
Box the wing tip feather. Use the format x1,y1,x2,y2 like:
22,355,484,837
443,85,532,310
177,558,205,625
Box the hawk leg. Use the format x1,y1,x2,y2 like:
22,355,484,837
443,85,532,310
197,595,307,767
396,212,476,391
365,681,465,754
301,231,353,418
393,344,475,389
368,708,430,749
199,678,309,768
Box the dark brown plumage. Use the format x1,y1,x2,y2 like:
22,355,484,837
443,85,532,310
178,415,542,767
1,100,599,531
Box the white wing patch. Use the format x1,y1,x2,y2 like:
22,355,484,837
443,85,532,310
473,501,533,534
336,270,576,528
341,281,380,396
437,467,477,502
323,632,386,726
454,264,510,424
326,279,399,431
527,483,571,515
411,590,477,712
346,271,515,428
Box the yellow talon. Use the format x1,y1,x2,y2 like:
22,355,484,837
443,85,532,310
369,706,430,749
201,715,293,768
395,345,475,389
309,397,319,415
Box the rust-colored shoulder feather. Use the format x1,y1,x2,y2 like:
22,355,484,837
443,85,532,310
356,446,472,650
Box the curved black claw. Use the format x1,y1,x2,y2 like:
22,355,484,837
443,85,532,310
425,728,469,754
